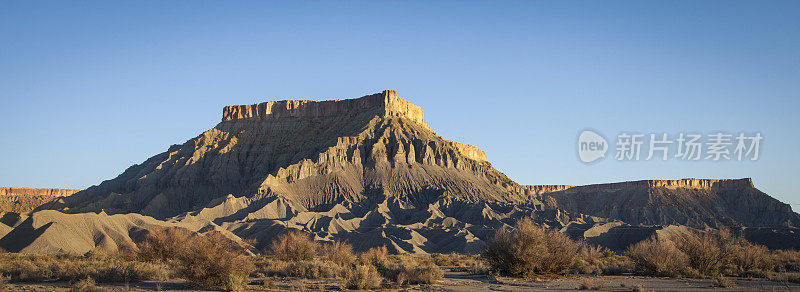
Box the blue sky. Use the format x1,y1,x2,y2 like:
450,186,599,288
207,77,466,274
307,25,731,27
1,1,798,206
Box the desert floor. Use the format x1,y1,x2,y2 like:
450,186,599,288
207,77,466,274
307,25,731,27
5,269,800,291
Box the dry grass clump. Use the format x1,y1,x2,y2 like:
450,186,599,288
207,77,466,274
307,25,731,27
268,230,318,262
573,246,633,275
771,249,800,272
481,218,580,278
376,255,443,285
0,252,170,283
254,243,348,279
711,275,737,288
137,227,253,291
258,241,441,286
283,260,343,278
341,264,382,289
252,258,290,277
319,241,355,265
448,255,491,275
70,276,106,292
431,253,462,266
766,272,800,284
395,262,442,285
0,273,9,290
430,253,490,274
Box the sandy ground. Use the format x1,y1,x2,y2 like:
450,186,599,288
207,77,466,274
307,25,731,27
4,270,800,291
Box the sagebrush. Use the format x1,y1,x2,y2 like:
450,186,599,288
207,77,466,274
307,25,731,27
481,218,580,277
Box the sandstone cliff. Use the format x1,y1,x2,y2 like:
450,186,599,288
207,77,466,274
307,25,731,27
0,187,80,214
222,90,429,130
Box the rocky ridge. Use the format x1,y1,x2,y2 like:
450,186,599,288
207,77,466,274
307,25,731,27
545,178,796,228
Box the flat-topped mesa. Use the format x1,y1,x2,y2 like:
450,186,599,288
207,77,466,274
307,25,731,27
221,90,428,128
522,178,755,195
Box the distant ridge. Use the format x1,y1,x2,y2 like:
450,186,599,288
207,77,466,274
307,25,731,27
0,187,81,213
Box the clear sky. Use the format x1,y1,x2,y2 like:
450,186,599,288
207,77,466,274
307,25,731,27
1,1,798,207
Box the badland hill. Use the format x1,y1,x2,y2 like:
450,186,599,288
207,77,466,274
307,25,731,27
2,90,798,254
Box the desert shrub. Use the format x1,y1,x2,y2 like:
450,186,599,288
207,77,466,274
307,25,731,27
136,228,191,264
137,227,254,291
319,241,355,265
674,231,724,275
481,218,580,277
171,233,253,291
268,230,318,262
358,246,389,266
673,229,770,276
628,230,778,278
341,264,382,289
71,276,105,292
626,237,690,277
719,231,770,274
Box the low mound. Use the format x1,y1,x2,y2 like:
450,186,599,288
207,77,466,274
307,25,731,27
0,210,244,255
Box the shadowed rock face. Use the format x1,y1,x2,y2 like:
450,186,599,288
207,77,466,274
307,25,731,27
6,90,796,254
